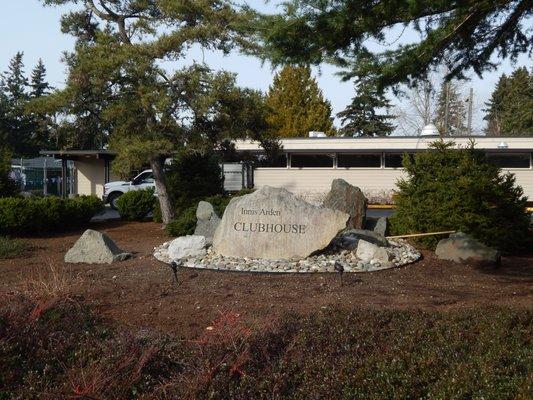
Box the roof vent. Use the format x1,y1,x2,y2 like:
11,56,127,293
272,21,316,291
309,131,327,138
497,141,508,149
420,124,439,137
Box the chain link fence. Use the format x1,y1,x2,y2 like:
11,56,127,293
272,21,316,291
10,157,75,197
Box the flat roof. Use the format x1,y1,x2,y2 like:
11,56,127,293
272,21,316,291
234,136,533,152
40,150,117,160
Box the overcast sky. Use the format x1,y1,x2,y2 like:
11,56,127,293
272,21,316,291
1,0,531,134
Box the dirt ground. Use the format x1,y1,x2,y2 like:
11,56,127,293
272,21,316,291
1,221,532,338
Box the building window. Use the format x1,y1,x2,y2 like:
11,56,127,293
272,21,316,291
257,154,288,168
384,153,413,168
337,153,381,168
486,153,531,168
291,154,333,168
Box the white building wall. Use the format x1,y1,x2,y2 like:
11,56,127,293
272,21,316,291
75,159,119,197
254,167,533,202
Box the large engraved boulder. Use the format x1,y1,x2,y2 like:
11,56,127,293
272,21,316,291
213,186,349,259
323,179,366,229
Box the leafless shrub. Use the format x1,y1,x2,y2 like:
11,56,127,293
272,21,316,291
18,261,83,302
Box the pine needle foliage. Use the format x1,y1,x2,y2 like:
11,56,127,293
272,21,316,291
484,67,533,136
338,81,395,137
265,65,335,137
262,1,533,91
390,140,530,252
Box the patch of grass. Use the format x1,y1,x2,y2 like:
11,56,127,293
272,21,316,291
0,236,33,259
0,300,531,399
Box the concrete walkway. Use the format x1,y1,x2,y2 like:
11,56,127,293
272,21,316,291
91,206,120,222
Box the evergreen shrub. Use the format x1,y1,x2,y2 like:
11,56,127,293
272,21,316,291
0,196,103,236
152,201,162,223
390,140,531,252
165,190,254,237
165,205,197,237
116,188,155,221
166,150,224,212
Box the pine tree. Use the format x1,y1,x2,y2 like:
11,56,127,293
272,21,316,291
337,81,395,137
265,66,335,137
2,52,28,104
484,67,532,136
434,81,466,136
263,1,532,90
0,52,37,156
30,59,50,98
29,52,112,150
28,59,54,150
38,0,262,225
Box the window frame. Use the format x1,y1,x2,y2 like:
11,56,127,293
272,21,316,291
383,152,414,169
289,153,335,169
485,152,532,169
335,152,383,169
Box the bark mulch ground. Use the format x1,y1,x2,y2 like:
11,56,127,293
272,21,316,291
1,221,531,339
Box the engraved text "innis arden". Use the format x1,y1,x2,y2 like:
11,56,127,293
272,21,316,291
241,208,281,216
233,222,307,234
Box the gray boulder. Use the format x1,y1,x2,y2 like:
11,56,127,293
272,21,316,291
168,235,207,260
194,201,220,244
64,229,132,264
435,232,500,264
373,217,388,236
337,229,389,250
323,179,366,229
356,240,392,263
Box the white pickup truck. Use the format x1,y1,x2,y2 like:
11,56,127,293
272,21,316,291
103,169,155,209
103,162,247,209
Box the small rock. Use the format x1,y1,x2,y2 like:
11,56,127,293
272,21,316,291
435,232,500,264
65,229,132,264
373,217,388,236
194,201,220,245
356,240,392,263
336,229,389,249
168,235,207,260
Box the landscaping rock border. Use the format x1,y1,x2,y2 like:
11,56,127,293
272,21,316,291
153,239,420,273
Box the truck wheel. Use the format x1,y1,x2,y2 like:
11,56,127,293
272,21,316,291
108,192,122,210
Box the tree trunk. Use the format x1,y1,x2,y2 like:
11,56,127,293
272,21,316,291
150,157,175,225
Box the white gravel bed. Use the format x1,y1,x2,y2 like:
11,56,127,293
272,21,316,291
153,239,421,273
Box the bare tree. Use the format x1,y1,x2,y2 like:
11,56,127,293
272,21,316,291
394,78,438,136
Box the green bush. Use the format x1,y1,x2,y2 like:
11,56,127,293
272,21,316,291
166,150,225,212
0,146,18,198
0,195,103,236
116,188,155,221
152,200,162,223
165,190,254,236
390,140,531,251
0,237,33,259
165,205,197,237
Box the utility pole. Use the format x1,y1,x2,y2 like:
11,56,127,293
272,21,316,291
467,87,473,135
443,82,449,137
